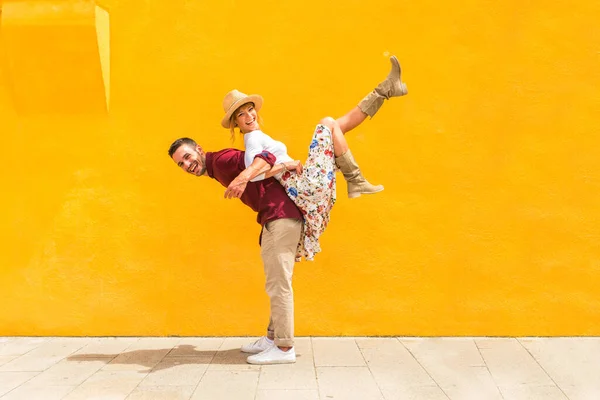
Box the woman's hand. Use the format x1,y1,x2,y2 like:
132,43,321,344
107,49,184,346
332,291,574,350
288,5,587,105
284,160,303,175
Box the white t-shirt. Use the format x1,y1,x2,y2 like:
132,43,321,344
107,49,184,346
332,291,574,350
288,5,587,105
244,130,293,182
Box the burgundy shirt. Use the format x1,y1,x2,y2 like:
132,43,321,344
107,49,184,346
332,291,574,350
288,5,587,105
205,148,302,226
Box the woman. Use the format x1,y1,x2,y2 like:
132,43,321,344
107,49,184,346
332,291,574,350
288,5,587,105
223,56,407,261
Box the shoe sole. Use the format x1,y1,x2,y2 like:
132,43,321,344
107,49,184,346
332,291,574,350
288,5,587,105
348,187,385,199
389,55,408,96
246,358,296,365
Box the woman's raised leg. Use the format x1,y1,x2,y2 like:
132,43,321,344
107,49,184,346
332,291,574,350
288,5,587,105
337,56,407,134
318,117,383,198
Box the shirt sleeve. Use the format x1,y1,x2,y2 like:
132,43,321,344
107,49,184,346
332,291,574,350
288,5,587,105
245,134,277,182
244,135,265,168
249,150,277,182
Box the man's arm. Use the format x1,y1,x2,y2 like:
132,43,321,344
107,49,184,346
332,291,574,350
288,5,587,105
224,152,274,199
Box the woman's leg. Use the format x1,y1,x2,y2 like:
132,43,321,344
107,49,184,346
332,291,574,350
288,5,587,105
319,116,348,157
311,56,407,198
337,56,407,134
318,117,383,198
357,55,407,117
337,107,368,135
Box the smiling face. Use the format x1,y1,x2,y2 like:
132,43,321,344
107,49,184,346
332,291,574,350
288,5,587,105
233,103,260,133
171,143,206,176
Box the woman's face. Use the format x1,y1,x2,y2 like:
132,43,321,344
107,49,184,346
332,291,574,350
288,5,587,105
234,103,259,133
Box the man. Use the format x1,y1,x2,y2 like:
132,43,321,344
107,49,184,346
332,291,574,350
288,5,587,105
169,56,407,364
168,138,303,365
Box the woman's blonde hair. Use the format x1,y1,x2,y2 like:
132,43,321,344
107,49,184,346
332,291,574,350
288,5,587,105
228,102,263,143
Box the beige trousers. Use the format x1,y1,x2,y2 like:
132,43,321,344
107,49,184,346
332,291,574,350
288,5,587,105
260,218,302,347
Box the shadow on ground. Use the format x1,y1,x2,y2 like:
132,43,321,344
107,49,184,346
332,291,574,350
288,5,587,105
67,345,247,372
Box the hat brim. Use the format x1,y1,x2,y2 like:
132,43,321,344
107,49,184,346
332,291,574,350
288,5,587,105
221,95,263,129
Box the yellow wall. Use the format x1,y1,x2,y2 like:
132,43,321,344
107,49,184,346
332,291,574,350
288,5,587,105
1,0,599,336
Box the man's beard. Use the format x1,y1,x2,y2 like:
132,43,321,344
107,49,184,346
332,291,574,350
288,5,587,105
196,154,207,176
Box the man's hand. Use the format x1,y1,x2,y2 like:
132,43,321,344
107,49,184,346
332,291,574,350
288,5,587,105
224,178,248,199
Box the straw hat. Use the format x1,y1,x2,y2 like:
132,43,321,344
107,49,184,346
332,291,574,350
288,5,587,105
221,89,263,129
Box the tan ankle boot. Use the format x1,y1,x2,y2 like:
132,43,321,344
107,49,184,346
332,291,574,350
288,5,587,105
335,150,384,198
358,56,408,118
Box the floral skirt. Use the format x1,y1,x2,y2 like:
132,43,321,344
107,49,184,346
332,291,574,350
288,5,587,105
277,124,337,261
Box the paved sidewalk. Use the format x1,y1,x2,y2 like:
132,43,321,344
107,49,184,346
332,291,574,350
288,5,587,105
0,337,599,399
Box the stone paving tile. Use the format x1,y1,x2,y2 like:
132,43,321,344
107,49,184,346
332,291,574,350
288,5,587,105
0,355,65,372
26,359,106,386
558,386,600,400
440,367,504,400
312,338,366,367
401,338,502,400
379,385,449,400
255,389,319,400
357,338,446,399
475,338,555,386
47,338,92,347
0,357,17,368
125,338,181,353
0,337,599,400
0,381,75,400
71,337,140,357
138,356,211,386
292,337,314,368
126,385,196,400
62,370,147,400
258,364,317,390
497,384,568,400
101,343,172,373
0,371,39,396
358,338,437,386
519,337,600,400
28,338,90,358
0,338,89,372
519,337,600,387
207,338,260,371
317,366,384,400
0,338,49,357
167,338,223,356
190,370,259,400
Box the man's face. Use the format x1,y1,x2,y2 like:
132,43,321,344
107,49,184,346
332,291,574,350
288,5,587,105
171,144,206,176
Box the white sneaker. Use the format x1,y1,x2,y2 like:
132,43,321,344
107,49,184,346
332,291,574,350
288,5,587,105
246,345,296,365
240,336,273,354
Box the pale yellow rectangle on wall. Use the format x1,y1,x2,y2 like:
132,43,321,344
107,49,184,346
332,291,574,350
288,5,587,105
95,4,109,111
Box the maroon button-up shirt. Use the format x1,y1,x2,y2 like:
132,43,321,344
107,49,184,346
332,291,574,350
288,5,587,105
205,148,302,226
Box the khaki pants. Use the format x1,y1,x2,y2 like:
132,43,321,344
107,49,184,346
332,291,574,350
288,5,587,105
260,218,302,347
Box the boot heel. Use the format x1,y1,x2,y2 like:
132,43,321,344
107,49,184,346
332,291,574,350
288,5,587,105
399,82,408,95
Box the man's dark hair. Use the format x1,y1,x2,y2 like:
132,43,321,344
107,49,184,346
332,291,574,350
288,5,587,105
168,137,198,158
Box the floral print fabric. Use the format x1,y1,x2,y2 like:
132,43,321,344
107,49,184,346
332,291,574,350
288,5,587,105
277,124,336,261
